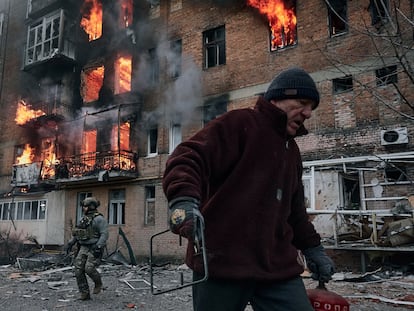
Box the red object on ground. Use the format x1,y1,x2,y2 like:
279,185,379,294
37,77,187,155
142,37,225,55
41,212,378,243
307,281,350,311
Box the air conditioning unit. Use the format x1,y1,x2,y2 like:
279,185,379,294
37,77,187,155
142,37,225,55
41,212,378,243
381,127,409,146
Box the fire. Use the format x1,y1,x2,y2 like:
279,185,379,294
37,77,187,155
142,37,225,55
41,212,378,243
40,138,57,178
82,129,97,167
112,122,130,151
81,66,104,103
16,144,35,165
120,0,133,28
115,56,132,94
81,0,103,41
15,100,46,125
247,0,297,50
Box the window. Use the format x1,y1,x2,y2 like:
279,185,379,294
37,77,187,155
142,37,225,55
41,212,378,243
340,173,360,210
77,192,92,224
326,0,348,36
119,0,133,28
144,186,155,226
26,11,62,65
169,39,182,78
109,189,125,225
148,48,159,85
203,26,225,69
81,65,104,103
147,127,158,155
0,200,46,221
333,76,353,94
0,12,4,36
203,101,227,125
114,54,132,94
376,65,397,86
169,122,182,153
369,0,389,26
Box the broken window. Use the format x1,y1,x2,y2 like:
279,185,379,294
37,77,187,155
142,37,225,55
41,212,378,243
26,11,61,65
384,165,407,182
119,0,133,28
169,39,182,79
203,101,227,125
333,76,353,94
376,65,397,86
147,127,158,155
169,122,182,153
326,0,348,36
77,192,92,224
144,185,155,226
81,65,104,103
203,26,225,69
340,173,361,210
247,0,297,51
109,189,125,225
369,0,389,26
80,0,103,41
114,55,132,94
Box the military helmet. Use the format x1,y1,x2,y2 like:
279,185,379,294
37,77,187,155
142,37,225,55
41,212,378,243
81,197,100,209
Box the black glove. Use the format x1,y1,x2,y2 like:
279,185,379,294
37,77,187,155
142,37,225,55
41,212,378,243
168,197,202,241
302,244,335,282
92,245,103,258
64,239,75,255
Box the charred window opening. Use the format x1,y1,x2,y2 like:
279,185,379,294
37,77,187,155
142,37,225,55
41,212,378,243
43,82,63,114
333,76,353,94
109,189,125,225
369,0,389,27
376,65,397,86
203,26,225,69
203,100,227,125
247,0,297,51
119,0,133,28
81,129,97,168
114,55,132,94
81,0,103,41
144,185,155,226
326,0,348,36
81,65,104,103
384,165,407,182
147,127,158,155
341,173,361,210
169,39,182,79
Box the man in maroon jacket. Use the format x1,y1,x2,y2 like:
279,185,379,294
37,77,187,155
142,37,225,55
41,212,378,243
162,67,335,311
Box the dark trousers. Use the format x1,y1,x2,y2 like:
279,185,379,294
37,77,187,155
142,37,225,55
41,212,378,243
192,273,314,311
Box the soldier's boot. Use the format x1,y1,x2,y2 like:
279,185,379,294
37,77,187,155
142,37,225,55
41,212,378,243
93,280,103,294
78,292,91,300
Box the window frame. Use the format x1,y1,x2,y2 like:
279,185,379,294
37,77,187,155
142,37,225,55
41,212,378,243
0,200,46,221
144,185,155,226
169,122,182,153
147,126,158,156
203,26,226,69
327,0,348,37
333,75,353,94
108,189,125,225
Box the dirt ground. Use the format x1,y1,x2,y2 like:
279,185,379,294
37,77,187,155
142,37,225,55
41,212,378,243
1,257,414,311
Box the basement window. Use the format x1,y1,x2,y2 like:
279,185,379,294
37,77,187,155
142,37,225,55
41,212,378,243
147,127,158,156
376,65,397,86
144,185,155,226
109,189,125,225
333,76,353,94
114,54,132,94
81,65,104,103
203,26,226,69
326,0,348,36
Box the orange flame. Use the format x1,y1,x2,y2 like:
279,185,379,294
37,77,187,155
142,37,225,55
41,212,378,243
247,0,297,50
40,138,57,178
115,56,132,94
82,129,97,167
81,0,103,41
120,0,133,28
15,100,46,125
112,122,130,151
81,66,104,103
16,144,35,165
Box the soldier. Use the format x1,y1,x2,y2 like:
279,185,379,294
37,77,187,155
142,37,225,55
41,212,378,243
65,197,109,300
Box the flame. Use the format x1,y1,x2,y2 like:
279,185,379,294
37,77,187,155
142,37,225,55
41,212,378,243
115,56,132,94
82,129,97,166
40,138,57,178
120,0,133,28
112,122,131,169
81,0,103,41
15,100,46,125
16,144,35,165
247,0,297,50
81,66,104,103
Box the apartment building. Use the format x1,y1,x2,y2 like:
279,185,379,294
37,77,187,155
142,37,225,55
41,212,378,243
0,0,413,267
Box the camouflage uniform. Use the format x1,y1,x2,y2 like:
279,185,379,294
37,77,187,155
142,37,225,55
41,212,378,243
66,197,109,300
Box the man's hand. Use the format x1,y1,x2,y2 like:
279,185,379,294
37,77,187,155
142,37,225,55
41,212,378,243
92,245,103,258
64,239,75,255
303,245,335,282
168,197,201,240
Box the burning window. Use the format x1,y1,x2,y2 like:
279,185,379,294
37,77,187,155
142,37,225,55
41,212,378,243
26,12,61,65
81,0,103,41
15,144,35,165
326,0,348,36
15,100,45,125
82,129,97,167
203,26,225,69
119,0,133,28
114,55,132,94
81,66,104,103
111,122,130,151
248,0,297,51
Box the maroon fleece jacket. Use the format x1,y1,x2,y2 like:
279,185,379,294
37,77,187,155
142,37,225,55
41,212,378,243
162,96,321,281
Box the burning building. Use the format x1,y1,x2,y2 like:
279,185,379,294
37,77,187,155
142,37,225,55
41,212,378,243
0,0,413,271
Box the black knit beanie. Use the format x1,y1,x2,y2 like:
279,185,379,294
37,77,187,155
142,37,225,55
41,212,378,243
264,67,320,109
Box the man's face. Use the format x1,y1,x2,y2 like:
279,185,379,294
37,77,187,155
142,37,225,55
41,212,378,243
271,98,314,136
